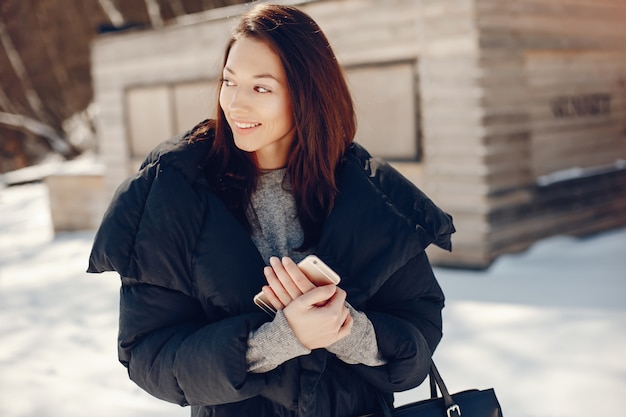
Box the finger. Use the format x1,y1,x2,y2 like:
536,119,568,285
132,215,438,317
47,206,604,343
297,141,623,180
282,257,316,293
270,257,305,300
296,285,336,308
263,265,293,305
261,285,285,311
327,286,348,307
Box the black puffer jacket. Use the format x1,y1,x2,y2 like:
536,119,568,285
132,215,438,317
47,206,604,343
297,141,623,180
88,125,455,417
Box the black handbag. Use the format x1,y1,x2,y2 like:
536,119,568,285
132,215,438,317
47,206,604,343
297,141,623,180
366,361,503,417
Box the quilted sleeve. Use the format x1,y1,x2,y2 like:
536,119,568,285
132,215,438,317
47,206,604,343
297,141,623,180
87,166,156,277
350,251,444,392
118,280,269,406
87,161,204,295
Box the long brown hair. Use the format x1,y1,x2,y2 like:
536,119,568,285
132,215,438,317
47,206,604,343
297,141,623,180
194,3,356,249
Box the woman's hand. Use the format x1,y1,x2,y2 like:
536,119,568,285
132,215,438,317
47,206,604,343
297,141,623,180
261,256,316,311
261,256,353,349
283,285,353,349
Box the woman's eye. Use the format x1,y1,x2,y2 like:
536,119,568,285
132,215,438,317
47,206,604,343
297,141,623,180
255,86,271,93
221,78,235,87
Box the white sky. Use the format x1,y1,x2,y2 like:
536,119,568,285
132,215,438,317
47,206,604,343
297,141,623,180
1,182,625,417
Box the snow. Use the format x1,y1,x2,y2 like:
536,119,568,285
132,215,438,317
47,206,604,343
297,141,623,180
0,153,104,187
1,182,625,417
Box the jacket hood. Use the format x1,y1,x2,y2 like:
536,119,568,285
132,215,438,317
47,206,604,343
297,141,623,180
345,143,454,251
315,143,454,307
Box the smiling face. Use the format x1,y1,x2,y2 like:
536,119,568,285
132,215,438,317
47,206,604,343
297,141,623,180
219,37,296,169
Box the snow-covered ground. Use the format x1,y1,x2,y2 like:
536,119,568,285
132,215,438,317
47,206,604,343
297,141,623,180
1,182,624,417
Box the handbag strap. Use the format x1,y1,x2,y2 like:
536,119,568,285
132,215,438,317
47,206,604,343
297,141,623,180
429,361,461,417
376,360,461,417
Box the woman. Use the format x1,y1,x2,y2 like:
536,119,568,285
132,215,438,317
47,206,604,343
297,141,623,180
88,4,455,417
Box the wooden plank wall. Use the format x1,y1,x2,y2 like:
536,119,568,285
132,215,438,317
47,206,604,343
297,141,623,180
473,0,626,264
415,0,494,266
420,0,626,267
526,50,626,177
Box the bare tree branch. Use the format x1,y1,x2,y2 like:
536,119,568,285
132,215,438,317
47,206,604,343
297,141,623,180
145,0,164,28
97,0,125,26
0,17,50,124
0,112,73,157
0,86,15,113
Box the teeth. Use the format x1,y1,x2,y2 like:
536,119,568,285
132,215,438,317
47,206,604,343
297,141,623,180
235,122,260,129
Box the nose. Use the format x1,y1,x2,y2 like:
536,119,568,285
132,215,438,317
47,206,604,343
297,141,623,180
225,86,249,113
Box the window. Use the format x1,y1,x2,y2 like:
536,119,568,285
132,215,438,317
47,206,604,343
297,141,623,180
125,81,217,165
345,62,419,160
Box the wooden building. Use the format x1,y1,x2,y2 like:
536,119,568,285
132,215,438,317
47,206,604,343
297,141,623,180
90,0,626,268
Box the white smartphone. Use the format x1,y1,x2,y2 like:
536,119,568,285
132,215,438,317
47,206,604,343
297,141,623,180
253,255,341,316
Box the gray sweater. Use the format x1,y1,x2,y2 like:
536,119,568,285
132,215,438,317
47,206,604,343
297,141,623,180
245,169,386,373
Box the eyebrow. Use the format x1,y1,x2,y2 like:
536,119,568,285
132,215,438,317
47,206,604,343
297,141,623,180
224,66,280,82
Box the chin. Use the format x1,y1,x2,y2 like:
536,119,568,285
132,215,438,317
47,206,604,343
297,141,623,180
233,141,257,154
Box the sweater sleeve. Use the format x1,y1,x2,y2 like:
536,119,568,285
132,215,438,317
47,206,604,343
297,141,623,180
326,303,386,366
246,310,311,373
